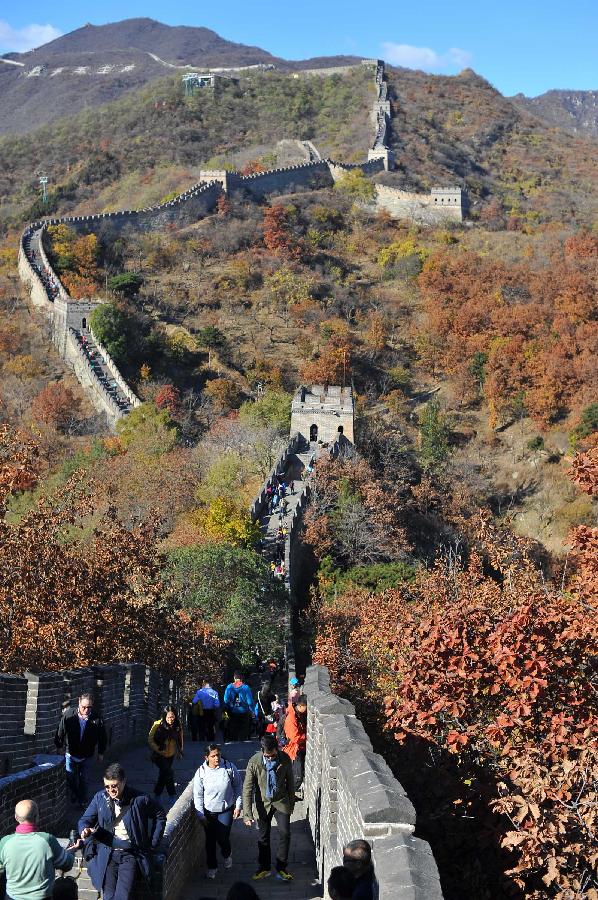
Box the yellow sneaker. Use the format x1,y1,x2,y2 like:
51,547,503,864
252,869,272,880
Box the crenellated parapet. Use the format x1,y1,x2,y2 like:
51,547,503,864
0,663,178,836
303,665,444,898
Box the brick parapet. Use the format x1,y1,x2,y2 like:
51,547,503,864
0,664,179,778
0,755,66,838
303,665,443,898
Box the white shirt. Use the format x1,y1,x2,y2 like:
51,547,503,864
113,800,130,841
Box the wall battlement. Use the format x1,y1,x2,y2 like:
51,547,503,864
0,663,177,837
303,665,443,898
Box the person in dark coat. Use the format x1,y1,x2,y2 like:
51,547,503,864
342,839,375,900
54,693,107,805
77,762,166,900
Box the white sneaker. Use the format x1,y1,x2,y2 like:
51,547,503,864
224,856,233,869
207,869,217,879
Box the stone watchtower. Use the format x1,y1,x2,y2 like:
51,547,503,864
290,385,354,444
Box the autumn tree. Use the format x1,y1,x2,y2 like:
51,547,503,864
262,204,301,259
30,382,82,433
0,439,225,681
155,384,182,418
204,377,242,413
313,453,598,899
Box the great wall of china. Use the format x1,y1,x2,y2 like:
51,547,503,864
5,63,456,895
17,58,461,428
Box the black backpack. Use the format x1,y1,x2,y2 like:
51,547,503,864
276,706,288,747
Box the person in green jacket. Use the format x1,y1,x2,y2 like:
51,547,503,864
242,733,295,883
0,799,74,900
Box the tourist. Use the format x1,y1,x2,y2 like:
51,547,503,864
192,679,221,740
254,682,277,737
243,734,295,882
193,743,242,879
54,693,107,806
288,676,301,705
148,705,184,800
0,800,74,900
283,695,307,793
223,672,254,742
342,839,375,900
328,865,355,900
187,693,203,742
78,762,166,900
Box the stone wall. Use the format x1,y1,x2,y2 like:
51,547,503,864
290,384,355,444
37,181,222,237
18,228,141,427
375,184,463,224
303,665,443,899
0,663,177,843
160,780,205,900
0,756,66,839
249,433,303,522
0,664,175,781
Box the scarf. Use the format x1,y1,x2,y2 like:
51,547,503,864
263,756,278,799
16,823,38,833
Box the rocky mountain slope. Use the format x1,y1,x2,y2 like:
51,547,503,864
510,89,598,138
0,17,359,136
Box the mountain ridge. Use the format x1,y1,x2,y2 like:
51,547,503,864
0,17,361,136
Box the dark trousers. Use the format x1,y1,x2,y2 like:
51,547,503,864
293,751,305,791
227,712,251,741
189,716,201,741
153,754,175,796
257,807,291,871
200,709,217,740
103,849,138,900
204,808,233,869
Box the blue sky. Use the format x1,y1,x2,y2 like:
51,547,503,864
0,1,596,97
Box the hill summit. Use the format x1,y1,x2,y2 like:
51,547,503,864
0,17,360,136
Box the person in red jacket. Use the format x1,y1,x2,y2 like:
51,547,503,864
282,696,307,793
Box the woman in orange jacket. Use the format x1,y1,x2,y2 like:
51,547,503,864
282,695,307,792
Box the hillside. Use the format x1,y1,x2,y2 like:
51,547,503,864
1,59,596,235
511,88,598,138
0,67,375,231
381,66,598,224
0,17,360,136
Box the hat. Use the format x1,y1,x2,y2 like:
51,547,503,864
290,677,299,686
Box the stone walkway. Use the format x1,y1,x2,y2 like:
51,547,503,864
59,730,320,899
258,445,315,575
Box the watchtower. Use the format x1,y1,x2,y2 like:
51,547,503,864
290,385,354,444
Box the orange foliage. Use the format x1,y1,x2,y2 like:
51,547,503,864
314,458,598,898
419,241,597,428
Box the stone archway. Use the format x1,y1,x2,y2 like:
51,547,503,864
310,423,318,442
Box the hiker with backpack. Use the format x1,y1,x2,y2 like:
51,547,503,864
223,672,254,742
254,682,277,738
192,679,220,740
187,693,203,742
193,744,242,880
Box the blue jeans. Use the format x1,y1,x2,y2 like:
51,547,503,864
65,755,90,804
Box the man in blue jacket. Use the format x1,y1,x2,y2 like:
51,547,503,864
77,762,166,900
192,678,220,740
223,672,254,741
